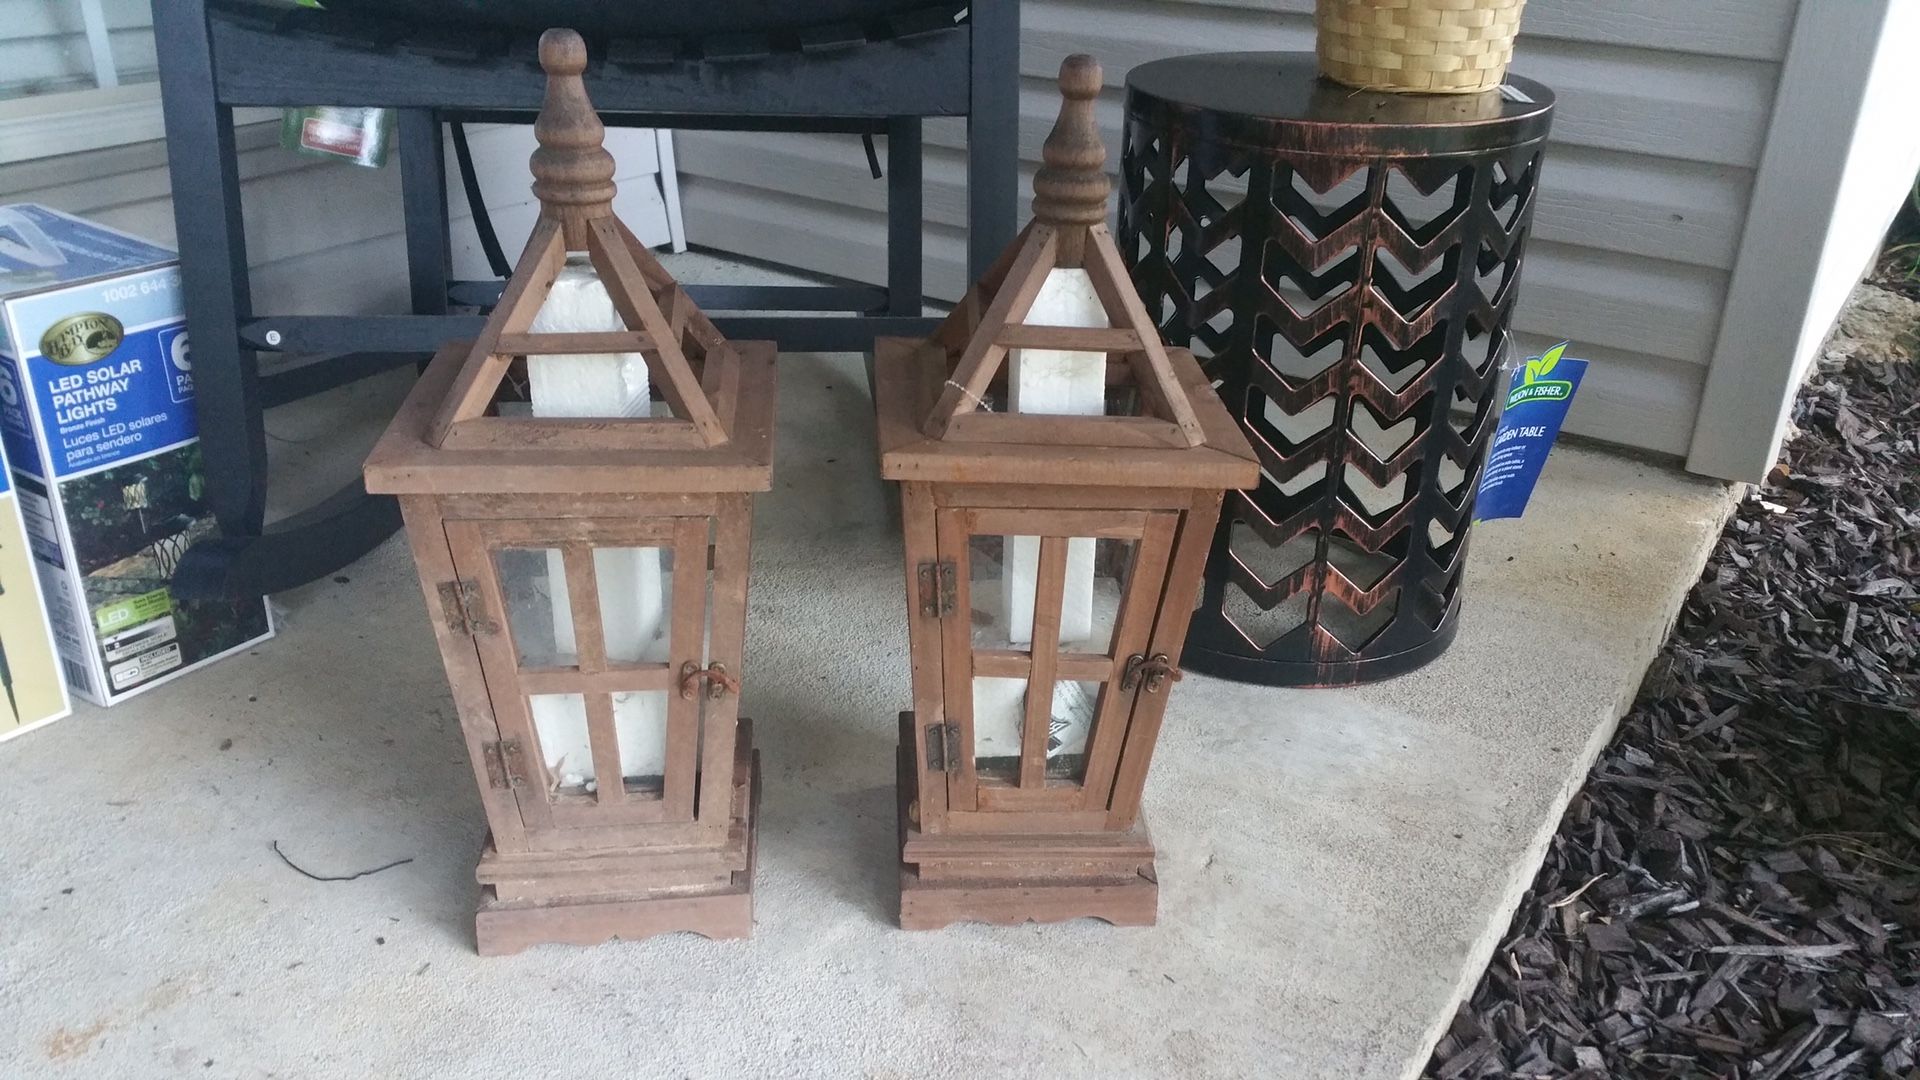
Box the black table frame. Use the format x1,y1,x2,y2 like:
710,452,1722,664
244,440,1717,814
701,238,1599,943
153,0,1019,596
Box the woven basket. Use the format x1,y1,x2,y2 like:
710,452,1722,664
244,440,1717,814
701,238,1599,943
1316,0,1526,95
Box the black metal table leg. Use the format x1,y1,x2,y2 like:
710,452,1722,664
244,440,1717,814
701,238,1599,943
154,0,265,545
967,0,1021,282
886,116,925,316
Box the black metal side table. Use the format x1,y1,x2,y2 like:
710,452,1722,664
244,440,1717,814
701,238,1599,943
1118,53,1553,686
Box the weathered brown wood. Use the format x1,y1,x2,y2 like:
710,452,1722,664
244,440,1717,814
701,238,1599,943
585,218,729,447
1105,490,1225,830
924,225,1058,437
943,411,1192,450
972,650,1112,682
399,497,529,853
529,29,617,252
440,417,707,453
1031,53,1110,262
365,343,777,497
494,330,656,356
662,515,709,822
996,324,1142,351
896,741,1156,929
965,506,1150,539
518,664,670,697
900,493,950,829
935,508,981,813
362,38,773,946
475,735,758,954
426,223,565,447
1078,511,1177,809
696,493,751,834
1020,534,1069,789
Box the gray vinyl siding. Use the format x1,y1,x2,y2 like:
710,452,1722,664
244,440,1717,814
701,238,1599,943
675,0,1797,458
0,0,157,99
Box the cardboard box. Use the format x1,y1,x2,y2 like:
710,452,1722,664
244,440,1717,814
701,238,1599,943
0,432,71,740
0,204,272,706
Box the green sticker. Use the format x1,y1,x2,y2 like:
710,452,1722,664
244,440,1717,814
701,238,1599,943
95,588,173,633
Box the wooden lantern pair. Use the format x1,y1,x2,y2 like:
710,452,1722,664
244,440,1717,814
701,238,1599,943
876,56,1260,929
364,31,771,955
368,35,1252,949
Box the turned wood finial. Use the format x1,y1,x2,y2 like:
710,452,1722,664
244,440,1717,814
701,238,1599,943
531,28,616,250
1031,54,1109,237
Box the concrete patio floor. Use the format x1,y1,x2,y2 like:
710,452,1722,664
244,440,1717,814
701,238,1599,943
0,260,1736,1079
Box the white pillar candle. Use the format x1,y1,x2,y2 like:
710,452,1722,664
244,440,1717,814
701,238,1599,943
524,257,670,789
980,267,1107,768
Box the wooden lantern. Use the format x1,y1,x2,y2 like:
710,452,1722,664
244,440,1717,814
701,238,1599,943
875,55,1261,929
363,30,773,955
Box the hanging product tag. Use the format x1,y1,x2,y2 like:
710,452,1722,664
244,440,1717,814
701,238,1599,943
1475,342,1587,521
280,106,393,168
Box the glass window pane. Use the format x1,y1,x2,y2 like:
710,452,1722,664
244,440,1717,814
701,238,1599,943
526,690,669,798
986,535,1136,655
613,689,668,796
1046,680,1101,782
529,691,590,794
969,535,1037,650
971,676,1024,782
1062,537,1134,655
595,545,673,664
970,677,1104,785
496,547,575,667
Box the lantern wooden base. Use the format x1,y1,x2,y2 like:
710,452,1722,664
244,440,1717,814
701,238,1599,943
471,720,760,956
894,713,1159,930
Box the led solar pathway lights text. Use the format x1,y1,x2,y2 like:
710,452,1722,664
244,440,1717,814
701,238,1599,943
875,55,1261,929
364,29,774,955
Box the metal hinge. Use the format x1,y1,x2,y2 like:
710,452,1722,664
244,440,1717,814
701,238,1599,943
1121,652,1181,694
481,738,530,790
924,722,961,773
917,558,957,618
437,578,498,637
679,661,740,701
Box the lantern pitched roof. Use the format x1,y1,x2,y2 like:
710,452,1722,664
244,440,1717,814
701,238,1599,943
364,29,773,496
919,54,1208,450
876,55,1259,489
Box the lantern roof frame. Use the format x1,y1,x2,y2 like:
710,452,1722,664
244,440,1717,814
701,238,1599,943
365,29,773,499
878,55,1257,490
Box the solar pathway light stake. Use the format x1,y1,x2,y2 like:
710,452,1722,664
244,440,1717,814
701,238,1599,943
874,55,1261,930
363,28,774,955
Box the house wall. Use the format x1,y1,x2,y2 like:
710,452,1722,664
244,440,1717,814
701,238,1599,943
1794,1,1920,388
674,0,1799,462
0,119,673,318
1686,0,1920,483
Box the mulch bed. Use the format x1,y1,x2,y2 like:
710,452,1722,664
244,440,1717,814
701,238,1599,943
1423,284,1920,1079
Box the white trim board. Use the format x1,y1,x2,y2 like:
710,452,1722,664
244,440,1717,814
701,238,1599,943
1687,0,1920,482
0,82,276,167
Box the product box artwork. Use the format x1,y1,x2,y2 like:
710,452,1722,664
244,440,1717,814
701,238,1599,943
0,204,271,707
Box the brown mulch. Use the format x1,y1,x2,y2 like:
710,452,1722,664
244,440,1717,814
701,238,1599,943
1423,287,1920,1079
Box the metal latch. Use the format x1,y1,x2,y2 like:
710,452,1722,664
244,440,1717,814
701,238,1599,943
437,579,498,637
679,661,740,701
1121,653,1181,694
482,738,529,790
917,559,958,618
924,722,961,773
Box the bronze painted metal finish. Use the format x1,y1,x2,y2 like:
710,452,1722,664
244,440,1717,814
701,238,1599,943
1119,51,1555,687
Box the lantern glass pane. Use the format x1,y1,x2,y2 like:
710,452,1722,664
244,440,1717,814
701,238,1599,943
1061,537,1134,655
971,675,1025,781
526,690,669,796
496,546,577,668
1046,680,1101,782
495,546,675,667
968,535,1037,651
595,546,673,664
969,677,1104,784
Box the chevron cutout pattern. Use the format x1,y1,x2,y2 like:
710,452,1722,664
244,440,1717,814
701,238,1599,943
1121,118,1546,682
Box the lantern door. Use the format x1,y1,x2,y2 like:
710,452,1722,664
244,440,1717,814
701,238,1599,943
933,505,1179,819
444,514,718,841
